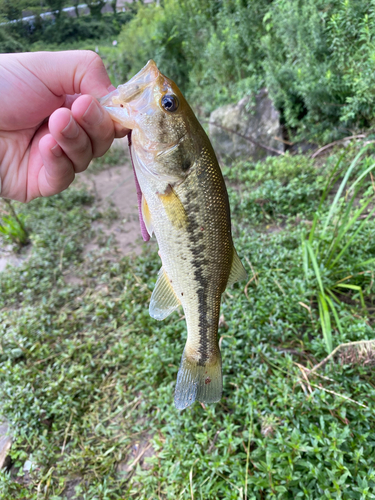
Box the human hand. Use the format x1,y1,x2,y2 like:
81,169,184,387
0,50,128,202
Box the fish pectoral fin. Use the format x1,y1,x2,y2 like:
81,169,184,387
141,195,154,237
149,267,181,321
158,186,187,230
227,248,248,288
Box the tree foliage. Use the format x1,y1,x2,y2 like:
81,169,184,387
114,0,375,142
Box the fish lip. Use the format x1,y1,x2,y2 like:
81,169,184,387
100,60,161,108
124,60,160,89
98,89,120,107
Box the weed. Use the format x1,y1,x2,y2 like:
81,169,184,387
302,144,375,353
0,200,29,247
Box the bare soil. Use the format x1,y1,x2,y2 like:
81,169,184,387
77,141,144,257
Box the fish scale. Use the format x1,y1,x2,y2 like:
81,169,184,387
100,60,247,409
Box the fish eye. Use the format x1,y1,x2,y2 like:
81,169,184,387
161,94,179,112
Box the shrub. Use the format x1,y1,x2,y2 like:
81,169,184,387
4,11,132,49
115,0,375,140
262,0,375,141
0,28,25,52
116,0,268,111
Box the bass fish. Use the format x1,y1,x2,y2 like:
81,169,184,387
100,61,247,410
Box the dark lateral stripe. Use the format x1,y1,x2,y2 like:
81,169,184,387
183,150,232,366
185,191,211,366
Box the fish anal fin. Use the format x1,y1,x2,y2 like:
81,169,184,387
141,195,154,237
227,248,247,288
149,267,180,321
174,348,222,410
158,186,187,230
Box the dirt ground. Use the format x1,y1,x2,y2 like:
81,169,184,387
77,139,145,257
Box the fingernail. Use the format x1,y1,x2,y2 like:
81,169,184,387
61,115,79,139
82,100,102,123
51,144,63,157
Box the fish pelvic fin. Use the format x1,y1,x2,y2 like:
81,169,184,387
174,349,222,410
149,267,181,320
227,247,247,288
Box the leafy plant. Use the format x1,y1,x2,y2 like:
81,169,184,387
0,200,29,247
262,0,375,141
302,144,375,353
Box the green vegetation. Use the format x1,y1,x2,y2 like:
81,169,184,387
0,200,29,247
302,146,375,353
0,144,374,498
111,0,375,142
1,0,375,497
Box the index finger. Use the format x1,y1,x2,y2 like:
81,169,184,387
14,50,112,98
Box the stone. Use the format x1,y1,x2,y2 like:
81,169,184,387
208,90,284,162
0,422,12,469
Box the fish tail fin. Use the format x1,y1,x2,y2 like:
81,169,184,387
174,348,222,410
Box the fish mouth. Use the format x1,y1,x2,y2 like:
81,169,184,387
99,60,160,108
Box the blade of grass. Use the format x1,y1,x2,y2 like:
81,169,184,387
325,294,343,335
353,257,375,268
308,212,320,244
309,153,346,243
328,205,375,269
245,405,253,500
306,241,324,295
301,235,309,278
334,284,366,309
318,292,333,353
348,161,375,193
322,144,372,236
326,195,373,267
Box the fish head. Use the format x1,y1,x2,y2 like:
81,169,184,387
100,60,204,182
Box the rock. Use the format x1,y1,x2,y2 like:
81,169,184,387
23,458,34,472
208,90,284,161
0,422,12,469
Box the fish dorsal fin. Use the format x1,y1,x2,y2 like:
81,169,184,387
227,248,247,288
149,267,181,320
141,195,154,237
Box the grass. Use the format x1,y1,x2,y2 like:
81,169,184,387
0,144,374,498
301,145,375,353
0,200,29,247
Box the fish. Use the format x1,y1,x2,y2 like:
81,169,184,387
99,60,247,410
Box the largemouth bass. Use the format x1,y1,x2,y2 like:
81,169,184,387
100,61,247,410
